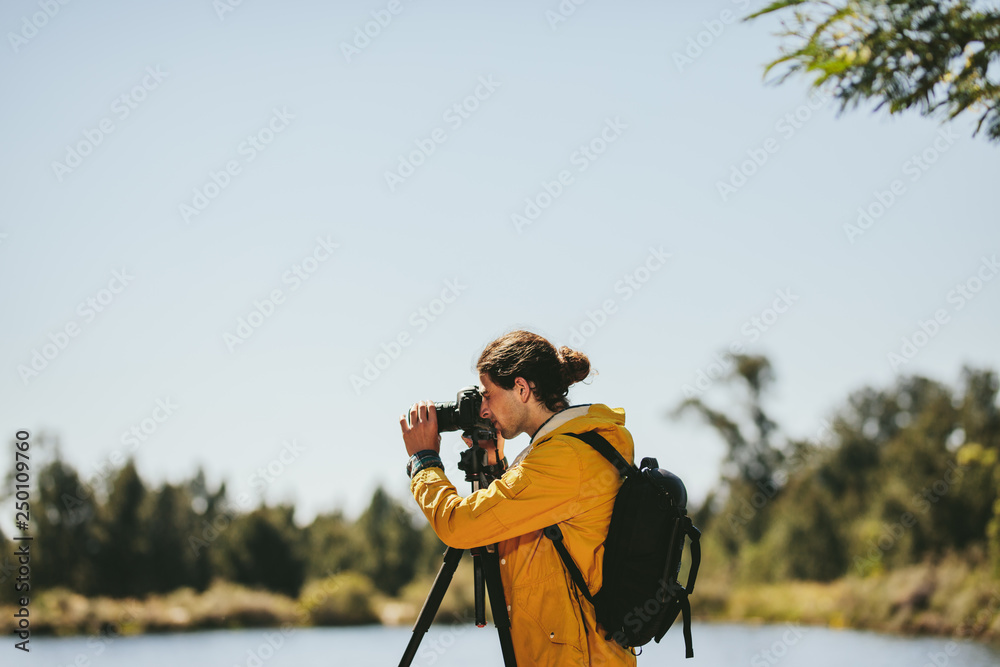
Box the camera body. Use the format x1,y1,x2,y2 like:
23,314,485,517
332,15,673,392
435,386,497,481
435,386,495,443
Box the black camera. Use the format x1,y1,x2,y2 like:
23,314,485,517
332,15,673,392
435,386,495,442
435,386,497,481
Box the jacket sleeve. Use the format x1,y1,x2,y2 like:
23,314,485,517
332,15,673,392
410,438,583,549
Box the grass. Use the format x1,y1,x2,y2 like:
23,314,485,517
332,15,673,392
697,554,1000,644
4,557,998,646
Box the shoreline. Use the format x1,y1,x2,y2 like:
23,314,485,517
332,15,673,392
6,563,998,647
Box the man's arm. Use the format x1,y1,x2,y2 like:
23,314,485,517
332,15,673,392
409,438,583,549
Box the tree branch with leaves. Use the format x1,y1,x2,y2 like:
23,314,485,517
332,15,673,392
747,0,1000,142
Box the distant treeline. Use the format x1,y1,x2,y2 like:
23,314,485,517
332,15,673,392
678,358,1000,584
2,360,998,612
0,451,445,606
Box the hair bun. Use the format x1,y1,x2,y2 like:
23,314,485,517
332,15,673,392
558,346,591,385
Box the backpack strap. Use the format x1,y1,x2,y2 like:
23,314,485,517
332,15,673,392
542,432,629,627
556,430,699,658
543,524,594,604
566,431,636,479
678,520,700,658
680,592,694,659
685,521,702,595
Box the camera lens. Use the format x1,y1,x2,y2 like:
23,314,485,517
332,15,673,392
435,402,459,433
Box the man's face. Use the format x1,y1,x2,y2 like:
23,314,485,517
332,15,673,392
478,373,526,440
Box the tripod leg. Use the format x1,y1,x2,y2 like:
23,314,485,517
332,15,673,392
398,546,464,667
481,547,518,667
473,549,486,627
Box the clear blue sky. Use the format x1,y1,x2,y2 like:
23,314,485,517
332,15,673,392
2,0,998,524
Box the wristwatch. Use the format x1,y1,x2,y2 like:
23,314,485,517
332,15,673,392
406,450,443,479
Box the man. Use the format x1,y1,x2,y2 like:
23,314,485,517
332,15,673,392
400,330,637,666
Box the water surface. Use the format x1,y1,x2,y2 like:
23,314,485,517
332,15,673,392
38,621,1000,667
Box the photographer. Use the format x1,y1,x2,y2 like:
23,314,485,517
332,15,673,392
400,330,637,666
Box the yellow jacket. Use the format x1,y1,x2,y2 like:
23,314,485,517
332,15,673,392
410,404,638,667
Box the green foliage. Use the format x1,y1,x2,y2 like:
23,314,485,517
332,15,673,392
355,486,426,596
219,506,307,598
303,510,366,579
15,448,446,610
674,355,784,491
957,441,1000,574
299,572,381,625
33,457,101,594
747,0,1000,142
682,356,1000,584
95,460,149,597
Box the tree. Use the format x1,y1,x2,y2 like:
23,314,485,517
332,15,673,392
145,483,198,593
355,486,424,596
33,456,101,593
304,511,366,580
676,354,1000,582
748,0,1000,142
672,354,788,551
95,460,150,597
673,355,785,486
183,467,228,591
220,506,306,598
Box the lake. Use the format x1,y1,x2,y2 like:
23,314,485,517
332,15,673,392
37,621,1000,667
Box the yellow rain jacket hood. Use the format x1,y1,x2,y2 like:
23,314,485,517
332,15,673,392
410,403,638,667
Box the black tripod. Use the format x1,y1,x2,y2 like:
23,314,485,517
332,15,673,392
398,435,518,667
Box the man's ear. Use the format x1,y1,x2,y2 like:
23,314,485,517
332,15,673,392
514,377,532,403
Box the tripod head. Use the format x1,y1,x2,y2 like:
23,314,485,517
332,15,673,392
457,426,496,487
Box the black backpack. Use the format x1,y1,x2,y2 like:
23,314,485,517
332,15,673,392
543,431,702,658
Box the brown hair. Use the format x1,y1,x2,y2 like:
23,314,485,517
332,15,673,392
476,330,591,412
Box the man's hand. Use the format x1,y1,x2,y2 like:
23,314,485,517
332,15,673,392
462,432,506,466
400,400,441,457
